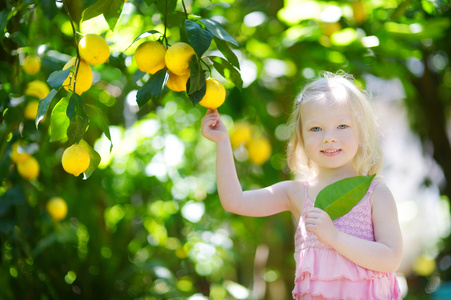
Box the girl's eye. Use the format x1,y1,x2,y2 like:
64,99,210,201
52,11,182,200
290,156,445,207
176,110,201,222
338,124,349,129
311,127,321,132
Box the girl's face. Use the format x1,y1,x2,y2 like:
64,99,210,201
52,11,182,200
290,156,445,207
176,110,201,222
300,97,360,176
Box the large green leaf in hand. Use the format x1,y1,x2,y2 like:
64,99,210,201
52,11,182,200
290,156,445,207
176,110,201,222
314,174,376,220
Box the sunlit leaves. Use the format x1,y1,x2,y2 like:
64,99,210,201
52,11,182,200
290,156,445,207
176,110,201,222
78,139,101,179
66,94,89,145
209,56,243,90
47,68,71,89
214,37,240,69
187,60,206,106
86,104,113,151
49,97,70,143
185,19,213,57
36,89,58,128
82,0,124,30
199,18,238,46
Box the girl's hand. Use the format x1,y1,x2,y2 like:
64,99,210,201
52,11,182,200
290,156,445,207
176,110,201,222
201,109,229,143
305,207,338,245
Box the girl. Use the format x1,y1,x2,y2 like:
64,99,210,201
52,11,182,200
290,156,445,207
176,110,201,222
201,72,403,300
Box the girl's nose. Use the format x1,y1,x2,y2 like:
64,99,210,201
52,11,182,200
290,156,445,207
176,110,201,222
322,132,337,143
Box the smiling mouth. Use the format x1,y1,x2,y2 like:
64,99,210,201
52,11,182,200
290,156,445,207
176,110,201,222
321,149,341,154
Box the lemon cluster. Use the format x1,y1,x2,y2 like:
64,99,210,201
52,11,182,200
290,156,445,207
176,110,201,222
63,34,110,95
134,41,226,109
10,142,40,181
230,122,272,166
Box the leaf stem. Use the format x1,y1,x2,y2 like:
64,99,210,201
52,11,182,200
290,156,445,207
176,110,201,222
62,0,80,94
181,0,188,19
163,0,168,47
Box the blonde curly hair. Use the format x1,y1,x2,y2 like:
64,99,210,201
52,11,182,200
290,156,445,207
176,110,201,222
286,71,382,177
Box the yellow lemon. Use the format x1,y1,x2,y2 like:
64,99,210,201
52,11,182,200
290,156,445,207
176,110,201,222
17,155,40,180
78,34,110,65
413,255,436,276
62,57,93,95
25,80,50,99
134,41,167,74
230,122,252,148
62,144,90,177
247,137,272,165
166,71,190,92
165,42,195,76
321,22,341,37
198,78,226,110
46,197,68,222
22,55,41,75
11,142,30,163
24,100,39,120
352,1,366,25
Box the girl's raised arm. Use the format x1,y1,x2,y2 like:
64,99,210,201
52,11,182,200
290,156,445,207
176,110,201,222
201,110,297,217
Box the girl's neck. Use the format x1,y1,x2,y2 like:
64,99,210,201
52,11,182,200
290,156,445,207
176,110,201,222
309,167,359,187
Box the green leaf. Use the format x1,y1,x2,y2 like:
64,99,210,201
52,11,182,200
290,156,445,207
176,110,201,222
125,30,162,52
314,175,376,220
77,139,101,180
86,104,113,152
209,56,243,90
36,89,58,128
187,55,205,95
66,94,89,145
188,83,206,106
214,37,240,69
132,69,146,83
0,184,25,216
37,0,58,20
49,97,70,143
0,138,11,184
82,0,124,31
47,68,71,90
390,0,412,20
154,0,177,15
200,18,238,46
185,19,213,57
136,69,168,108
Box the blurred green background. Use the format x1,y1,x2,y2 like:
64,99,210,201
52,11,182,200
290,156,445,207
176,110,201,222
1,0,451,299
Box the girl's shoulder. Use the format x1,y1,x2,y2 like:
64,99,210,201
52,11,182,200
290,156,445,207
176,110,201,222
273,179,306,220
370,181,396,207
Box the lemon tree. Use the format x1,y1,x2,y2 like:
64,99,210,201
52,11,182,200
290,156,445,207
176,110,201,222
78,34,110,65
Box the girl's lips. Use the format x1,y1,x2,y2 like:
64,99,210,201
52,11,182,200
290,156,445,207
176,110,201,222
321,149,341,155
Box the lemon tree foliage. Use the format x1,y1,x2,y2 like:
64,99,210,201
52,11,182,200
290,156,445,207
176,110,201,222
1,0,451,299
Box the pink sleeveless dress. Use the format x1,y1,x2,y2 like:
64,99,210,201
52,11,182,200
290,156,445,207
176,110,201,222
292,181,402,300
